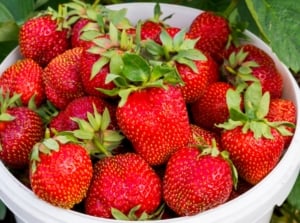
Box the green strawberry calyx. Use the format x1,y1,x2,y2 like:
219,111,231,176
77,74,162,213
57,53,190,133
143,28,206,73
98,52,183,107
0,89,22,122
111,203,165,221
217,81,295,139
222,48,259,86
69,105,124,158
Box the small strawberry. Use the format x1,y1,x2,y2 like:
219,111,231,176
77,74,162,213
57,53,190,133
163,143,236,216
218,82,292,184
19,14,70,67
266,98,296,147
0,91,44,169
0,58,45,106
188,124,221,148
222,44,283,98
30,137,93,209
43,47,86,109
188,11,230,59
143,28,210,103
190,81,234,132
49,96,118,132
84,152,162,219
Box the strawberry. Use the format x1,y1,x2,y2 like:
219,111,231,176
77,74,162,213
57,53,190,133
19,14,70,67
188,11,230,59
0,58,45,106
266,98,296,147
218,82,291,184
100,53,190,166
49,96,118,132
190,81,234,132
189,124,221,148
30,138,93,209
79,47,116,98
0,92,44,169
84,152,162,219
43,47,86,110
222,44,283,98
71,18,93,48
163,145,235,216
143,28,210,103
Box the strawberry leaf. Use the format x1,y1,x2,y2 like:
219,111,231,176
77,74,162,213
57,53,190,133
122,53,150,82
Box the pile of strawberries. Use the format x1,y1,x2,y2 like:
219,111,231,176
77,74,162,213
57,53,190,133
0,0,297,220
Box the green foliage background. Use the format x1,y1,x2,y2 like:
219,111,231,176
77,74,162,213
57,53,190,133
0,0,299,221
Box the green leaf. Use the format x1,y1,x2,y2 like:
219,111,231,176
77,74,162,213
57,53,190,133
109,54,123,75
0,2,14,22
73,129,94,140
122,53,150,82
91,57,109,80
0,21,19,41
245,0,300,73
0,200,7,220
43,138,59,151
0,0,35,25
244,82,262,118
100,108,111,131
256,91,270,119
159,29,173,49
287,173,300,209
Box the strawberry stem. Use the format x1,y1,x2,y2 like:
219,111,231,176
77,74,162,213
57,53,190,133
223,0,239,18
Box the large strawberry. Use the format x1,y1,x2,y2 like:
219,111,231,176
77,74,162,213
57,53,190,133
43,47,86,109
101,53,190,166
218,82,292,184
163,144,236,216
0,92,44,169
222,43,283,99
0,58,45,106
30,137,93,209
19,14,70,67
187,11,230,59
84,152,162,219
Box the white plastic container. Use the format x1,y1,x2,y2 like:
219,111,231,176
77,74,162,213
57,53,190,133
0,3,300,223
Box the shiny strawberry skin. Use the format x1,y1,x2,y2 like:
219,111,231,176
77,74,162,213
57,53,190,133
188,11,230,59
49,96,118,132
176,54,219,103
85,153,162,218
19,15,70,67
0,58,45,106
163,147,233,216
30,143,93,209
191,82,233,132
116,86,191,166
188,124,221,148
141,21,162,40
0,107,44,169
79,50,116,98
221,126,285,185
266,98,296,147
43,47,86,109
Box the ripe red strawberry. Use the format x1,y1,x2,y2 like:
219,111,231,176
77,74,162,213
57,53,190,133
189,124,221,148
222,44,283,98
117,85,190,166
188,11,230,59
84,152,162,219
43,47,86,109
218,82,288,184
71,18,92,48
0,58,45,106
266,98,296,147
49,96,118,132
79,48,116,98
0,93,44,169
19,14,70,67
190,81,234,132
163,146,234,216
176,53,219,103
30,139,93,209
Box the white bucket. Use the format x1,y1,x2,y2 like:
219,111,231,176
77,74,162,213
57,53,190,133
1,3,300,223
